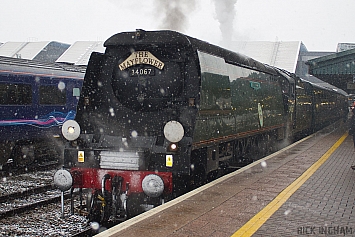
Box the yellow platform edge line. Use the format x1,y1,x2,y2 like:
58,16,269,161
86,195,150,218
231,132,348,237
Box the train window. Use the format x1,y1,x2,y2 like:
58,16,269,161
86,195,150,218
200,72,231,110
73,88,80,97
0,83,32,105
39,85,66,105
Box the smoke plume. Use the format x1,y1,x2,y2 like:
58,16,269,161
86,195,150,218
212,0,238,48
154,0,196,32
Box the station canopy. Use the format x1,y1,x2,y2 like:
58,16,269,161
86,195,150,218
0,41,69,63
232,41,303,73
56,41,105,65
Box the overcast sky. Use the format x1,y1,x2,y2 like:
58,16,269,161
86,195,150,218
1,0,354,52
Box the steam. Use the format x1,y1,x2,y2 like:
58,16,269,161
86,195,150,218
154,0,196,32
212,0,238,48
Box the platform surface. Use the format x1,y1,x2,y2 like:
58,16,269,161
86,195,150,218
97,123,355,237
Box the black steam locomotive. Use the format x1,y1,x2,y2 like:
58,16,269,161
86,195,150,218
60,30,347,222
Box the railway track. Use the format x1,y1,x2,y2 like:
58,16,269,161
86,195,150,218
0,184,54,203
0,188,64,218
0,168,92,236
0,187,90,236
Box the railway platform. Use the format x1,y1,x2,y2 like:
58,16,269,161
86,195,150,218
96,122,355,237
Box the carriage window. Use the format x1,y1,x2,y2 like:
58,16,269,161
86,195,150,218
73,87,80,96
40,85,66,105
0,83,32,105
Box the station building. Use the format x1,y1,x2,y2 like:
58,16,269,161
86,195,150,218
231,41,339,92
307,43,355,95
232,41,355,95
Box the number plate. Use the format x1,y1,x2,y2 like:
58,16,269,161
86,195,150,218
129,67,155,76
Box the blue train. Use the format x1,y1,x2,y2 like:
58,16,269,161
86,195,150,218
0,56,84,168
